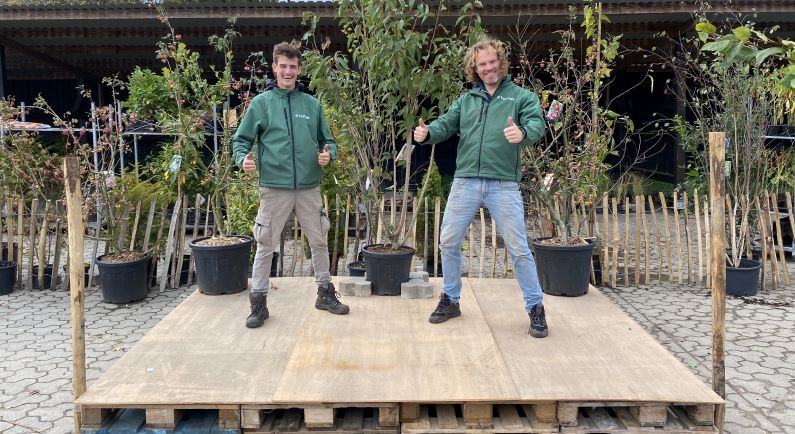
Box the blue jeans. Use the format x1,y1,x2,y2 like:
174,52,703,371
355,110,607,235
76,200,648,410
440,177,543,311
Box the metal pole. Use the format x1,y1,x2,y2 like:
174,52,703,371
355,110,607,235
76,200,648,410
133,134,139,177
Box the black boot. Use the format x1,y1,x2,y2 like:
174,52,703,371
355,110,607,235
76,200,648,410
429,293,461,324
528,303,548,338
315,282,350,315
246,292,269,328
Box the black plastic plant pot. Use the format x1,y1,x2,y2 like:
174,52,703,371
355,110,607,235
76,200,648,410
347,261,366,277
0,261,16,295
530,238,595,297
96,253,149,304
31,264,54,290
362,244,416,296
726,258,761,297
190,236,253,295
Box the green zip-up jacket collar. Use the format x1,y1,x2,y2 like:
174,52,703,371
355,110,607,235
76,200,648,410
421,75,545,182
232,86,336,189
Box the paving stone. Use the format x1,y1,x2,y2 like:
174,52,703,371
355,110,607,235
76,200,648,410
409,271,429,282
400,280,434,299
338,277,371,297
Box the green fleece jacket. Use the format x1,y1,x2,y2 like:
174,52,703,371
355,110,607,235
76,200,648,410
421,75,545,182
232,86,336,189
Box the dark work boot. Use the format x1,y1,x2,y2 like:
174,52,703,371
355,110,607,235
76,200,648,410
246,292,269,328
315,282,350,315
528,303,548,338
429,293,461,324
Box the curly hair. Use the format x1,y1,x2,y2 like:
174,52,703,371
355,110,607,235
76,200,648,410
273,42,302,64
463,36,509,83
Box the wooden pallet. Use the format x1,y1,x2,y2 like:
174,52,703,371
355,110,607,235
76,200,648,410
559,403,717,434
244,407,399,434
400,403,558,434
80,408,240,434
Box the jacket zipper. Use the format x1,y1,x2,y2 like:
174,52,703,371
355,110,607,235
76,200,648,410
286,93,297,189
477,97,489,177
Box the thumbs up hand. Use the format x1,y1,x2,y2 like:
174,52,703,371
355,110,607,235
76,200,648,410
503,116,523,144
242,152,256,173
318,143,331,166
413,118,429,143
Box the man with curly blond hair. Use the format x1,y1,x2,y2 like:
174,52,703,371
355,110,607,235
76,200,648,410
414,36,548,338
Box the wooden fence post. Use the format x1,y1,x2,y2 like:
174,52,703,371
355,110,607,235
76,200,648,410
64,156,86,434
708,131,726,433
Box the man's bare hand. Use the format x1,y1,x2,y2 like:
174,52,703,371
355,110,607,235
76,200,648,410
413,118,428,143
318,144,331,166
503,116,523,144
243,152,256,173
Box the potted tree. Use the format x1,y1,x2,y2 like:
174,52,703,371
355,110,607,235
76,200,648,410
517,4,637,296
301,0,481,294
675,21,785,296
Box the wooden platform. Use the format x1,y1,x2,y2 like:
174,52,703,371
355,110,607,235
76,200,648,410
77,277,723,433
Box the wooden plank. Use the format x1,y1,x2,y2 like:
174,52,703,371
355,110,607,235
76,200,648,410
145,408,183,428
376,197,385,245
436,404,458,429
401,403,420,423
52,202,63,290
704,196,711,289
526,402,557,423
272,278,518,403
659,192,672,283
5,198,13,264
76,278,317,407
28,198,38,286
557,403,578,427
35,201,50,290
623,197,630,286
378,405,399,427
218,407,241,429
160,195,181,292
639,196,650,286
463,403,492,428
242,408,262,429
401,405,431,431
694,191,704,285
305,407,335,429
343,195,351,273
634,196,641,286
683,192,692,284
771,192,789,284
80,407,113,428
172,195,189,288
470,279,724,404
16,199,23,283
142,200,156,253
129,200,142,252
685,404,715,426
629,405,667,427
496,404,522,429
332,194,340,275
761,194,778,289
755,197,766,291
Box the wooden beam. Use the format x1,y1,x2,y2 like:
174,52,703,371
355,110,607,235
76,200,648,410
64,157,85,434
0,35,99,81
708,132,726,433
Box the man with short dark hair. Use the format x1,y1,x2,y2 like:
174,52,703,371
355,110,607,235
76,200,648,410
414,36,548,338
233,42,349,329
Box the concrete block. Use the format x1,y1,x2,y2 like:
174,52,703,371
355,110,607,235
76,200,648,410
339,277,371,297
409,271,429,282
401,280,434,299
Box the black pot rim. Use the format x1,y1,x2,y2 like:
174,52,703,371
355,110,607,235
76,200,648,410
727,258,761,271
189,235,253,251
530,237,595,252
347,261,366,268
97,252,150,266
362,243,416,258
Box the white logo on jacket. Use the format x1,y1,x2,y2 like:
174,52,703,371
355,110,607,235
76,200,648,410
294,113,310,120
495,96,515,102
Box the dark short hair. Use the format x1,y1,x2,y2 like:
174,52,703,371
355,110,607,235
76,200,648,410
273,42,302,64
